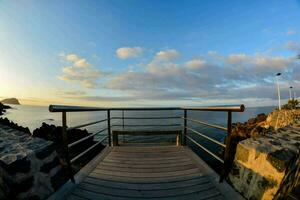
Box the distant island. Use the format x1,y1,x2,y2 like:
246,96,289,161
1,98,20,105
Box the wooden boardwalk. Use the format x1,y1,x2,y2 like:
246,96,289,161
51,145,244,200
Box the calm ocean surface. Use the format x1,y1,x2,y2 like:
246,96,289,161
2,104,275,169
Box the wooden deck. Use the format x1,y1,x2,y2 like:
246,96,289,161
50,145,244,200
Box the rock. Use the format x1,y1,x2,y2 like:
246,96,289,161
1,98,20,105
0,118,30,134
0,124,65,199
229,124,300,200
0,103,11,116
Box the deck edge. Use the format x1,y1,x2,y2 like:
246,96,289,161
47,146,112,200
183,146,245,200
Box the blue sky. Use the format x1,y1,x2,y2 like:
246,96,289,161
0,0,300,106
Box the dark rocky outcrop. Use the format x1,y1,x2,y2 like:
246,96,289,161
0,102,11,116
0,117,30,134
32,123,105,173
1,98,20,105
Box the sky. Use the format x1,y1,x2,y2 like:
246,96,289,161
0,0,300,107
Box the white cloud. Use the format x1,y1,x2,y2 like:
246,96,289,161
154,49,180,61
185,59,206,69
226,54,249,64
104,52,300,102
58,53,103,88
74,59,91,68
66,54,80,62
116,47,143,59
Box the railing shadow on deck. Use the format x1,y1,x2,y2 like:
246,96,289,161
49,104,245,183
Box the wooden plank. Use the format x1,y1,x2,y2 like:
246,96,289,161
98,160,195,169
111,146,182,153
72,187,223,200
102,157,192,165
82,176,209,190
47,146,113,200
104,154,188,161
92,168,201,178
88,172,203,183
113,130,181,136
62,145,243,200
95,163,198,173
183,147,244,200
77,182,216,198
109,150,186,157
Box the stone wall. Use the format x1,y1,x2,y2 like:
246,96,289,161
228,124,300,200
0,124,66,199
263,109,300,130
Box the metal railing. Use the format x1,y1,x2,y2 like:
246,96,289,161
49,104,245,183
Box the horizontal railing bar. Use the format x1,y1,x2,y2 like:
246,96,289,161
111,116,181,120
182,105,244,112
49,104,245,112
49,105,109,112
111,124,181,127
67,119,108,131
110,107,181,111
183,117,227,131
186,135,224,163
70,135,108,163
68,127,108,148
186,127,226,148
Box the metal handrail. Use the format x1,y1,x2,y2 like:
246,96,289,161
182,105,245,112
48,104,245,183
70,135,108,163
111,124,181,127
67,119,108,131
186,135,224,163
49,105,244,112
111,116,181,120
183,117,227,131
186,126,226,148
68,127,108,148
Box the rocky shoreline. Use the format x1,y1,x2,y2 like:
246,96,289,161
0,116,105,199
0,102,11,116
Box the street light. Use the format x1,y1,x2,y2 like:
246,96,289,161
275,73,281,110
289,86,293,100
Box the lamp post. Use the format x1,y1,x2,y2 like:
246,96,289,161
289,86,293,100
276,73,281,110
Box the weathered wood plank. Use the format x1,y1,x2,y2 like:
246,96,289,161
98,160,195,169
102,157,192,165
104,154,188,161
88,172,203,183
83,176,209,190
59,145,244,200
92,168,201,178
95,163,198,173
77,182,216,198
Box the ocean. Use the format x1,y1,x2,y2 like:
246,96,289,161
2,104,275,169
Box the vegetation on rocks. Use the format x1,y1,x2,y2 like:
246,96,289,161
282,99,299,110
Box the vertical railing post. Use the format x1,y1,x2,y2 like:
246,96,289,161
122,110,126,142
183,109,187,145
62,112,75,183
107,110,111,146
220,111,232,182
122,110,125,129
